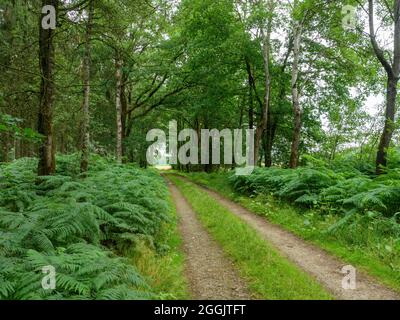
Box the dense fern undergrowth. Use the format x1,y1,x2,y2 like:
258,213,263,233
230,155,400,222
0,155,171,300
182,154,400,288
228,156,400,277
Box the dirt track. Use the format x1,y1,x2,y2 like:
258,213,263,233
167,179,252,300
182,177,399,300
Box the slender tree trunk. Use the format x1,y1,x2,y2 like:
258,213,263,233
289,108,302,168
115,57,123,163
1,3,14,163
120,75,128,161
60,133,66,154
263,110,277,167
15,136,20,160
330,135,339,161
376,76,398,172
289,23,302,169
80,0,94,173
37,0,58,176
263,41,292,168
4,133,11,162
245,59,254,130
254,10,273,166
369,0,400,174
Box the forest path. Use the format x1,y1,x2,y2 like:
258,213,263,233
174,175,400,300
166,178,253,300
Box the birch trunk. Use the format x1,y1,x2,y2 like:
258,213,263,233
115,58,123,163
254,0,274,165
289,23,302,169
37,0,58,176
80,0,94,173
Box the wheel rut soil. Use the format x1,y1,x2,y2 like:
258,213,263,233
176,176,400,300
166,179,252,300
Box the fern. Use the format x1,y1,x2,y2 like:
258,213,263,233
230,164,400,217
0,156,170,300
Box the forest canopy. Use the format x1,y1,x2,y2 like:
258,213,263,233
0,0,399,173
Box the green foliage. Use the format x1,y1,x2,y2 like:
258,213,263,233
230,161,400,219
0,243,150,300
0,113,43,142
230,166,338,205
0,156,170,300
184,170,400,291
228,160,400,269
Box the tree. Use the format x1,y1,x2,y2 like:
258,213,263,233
289,0,310,168
80,0,94,173
37,0,58,176
368,0,400,174
115,57,123,163
254,0,276,166
289,17,303,168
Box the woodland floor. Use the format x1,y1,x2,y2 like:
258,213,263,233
168,175,400,300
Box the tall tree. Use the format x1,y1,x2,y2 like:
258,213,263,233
80,0,94,173
115,56,123,163
38,0,58,176
254,0,275,165
289,1,307,168
368,0,400,174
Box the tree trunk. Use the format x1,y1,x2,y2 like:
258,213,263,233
245,59,254,130
115,58,123,163
289,108,302,168
120,75,129,160
289,23,302,169
376,76,398,173
330,135,339,161
263,110,277,167
254,1,274,166
80,0,94,174
37,0,57,176
368,0,400,174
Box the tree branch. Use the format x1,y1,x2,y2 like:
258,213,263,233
368,0,393,77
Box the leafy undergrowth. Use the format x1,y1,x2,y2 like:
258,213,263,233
169,175,332,300
0,155,185,300
230,159,400,220
180,165,400,292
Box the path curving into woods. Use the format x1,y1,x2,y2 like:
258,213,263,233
166,179,252,300
171,175,400,300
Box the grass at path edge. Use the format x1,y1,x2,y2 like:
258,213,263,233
168,175,333,300
177,171,400,294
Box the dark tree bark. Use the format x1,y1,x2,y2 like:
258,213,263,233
376,77,398,172
37,0,58,176
80,0,94,174
245,58,255,130
369,0,400,174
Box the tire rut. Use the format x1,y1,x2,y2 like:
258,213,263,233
166,179,252,300
176,176,400,300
